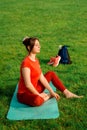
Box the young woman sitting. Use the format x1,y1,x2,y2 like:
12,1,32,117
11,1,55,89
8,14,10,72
17,37,83,107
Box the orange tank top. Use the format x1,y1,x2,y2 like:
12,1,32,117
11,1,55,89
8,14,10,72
18,56,42,93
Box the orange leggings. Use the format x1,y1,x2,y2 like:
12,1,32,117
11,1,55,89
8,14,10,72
17,71,66,106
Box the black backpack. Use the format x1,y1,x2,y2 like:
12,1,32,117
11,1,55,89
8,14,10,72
58,45,72,64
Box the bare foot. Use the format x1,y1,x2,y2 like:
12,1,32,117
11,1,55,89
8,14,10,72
63,89,83,99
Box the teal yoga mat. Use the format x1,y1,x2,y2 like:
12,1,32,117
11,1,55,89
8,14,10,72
7,82,59,120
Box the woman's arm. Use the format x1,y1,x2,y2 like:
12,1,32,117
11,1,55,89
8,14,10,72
22,67,40,95
39,73,60,100
22,68,51,101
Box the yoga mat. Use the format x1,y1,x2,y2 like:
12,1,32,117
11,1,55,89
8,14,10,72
7,82,59,120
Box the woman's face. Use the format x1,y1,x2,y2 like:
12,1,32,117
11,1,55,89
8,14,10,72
31,40,41,54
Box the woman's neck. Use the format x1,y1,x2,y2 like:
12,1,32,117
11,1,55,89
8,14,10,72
28,53,36,61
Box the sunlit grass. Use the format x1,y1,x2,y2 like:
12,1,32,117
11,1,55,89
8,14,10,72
0,0,87,130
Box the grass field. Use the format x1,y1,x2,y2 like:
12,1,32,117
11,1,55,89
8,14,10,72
0,0,87,130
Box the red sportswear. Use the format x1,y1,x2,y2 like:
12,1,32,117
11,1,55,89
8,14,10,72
18,56,42,94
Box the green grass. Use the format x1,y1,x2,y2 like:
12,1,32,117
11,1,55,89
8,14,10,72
0,0,87,129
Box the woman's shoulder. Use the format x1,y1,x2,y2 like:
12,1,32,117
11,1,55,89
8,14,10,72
21,56,30,67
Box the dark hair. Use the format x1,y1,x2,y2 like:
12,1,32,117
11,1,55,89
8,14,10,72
23,37,39,53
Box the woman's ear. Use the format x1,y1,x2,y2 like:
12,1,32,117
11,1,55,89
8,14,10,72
27,46,30,51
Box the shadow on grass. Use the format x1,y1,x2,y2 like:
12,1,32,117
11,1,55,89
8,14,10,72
0,78,18,104
40,58,49,65
0,85,15,100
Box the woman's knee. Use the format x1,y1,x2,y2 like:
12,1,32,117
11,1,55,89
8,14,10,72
46,71,56,76
33,95,44,106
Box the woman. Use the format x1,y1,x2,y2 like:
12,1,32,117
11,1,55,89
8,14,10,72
17,37,83,107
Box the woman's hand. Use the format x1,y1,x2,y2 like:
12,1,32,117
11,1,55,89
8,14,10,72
50,91,60,100
39,92,48,98
39,92,51,102
39,92,60,101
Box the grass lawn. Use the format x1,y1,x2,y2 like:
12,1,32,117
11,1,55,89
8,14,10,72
0,0,87,129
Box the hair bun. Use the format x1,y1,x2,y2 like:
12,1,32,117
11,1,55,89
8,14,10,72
22,36,29,46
